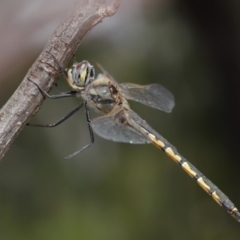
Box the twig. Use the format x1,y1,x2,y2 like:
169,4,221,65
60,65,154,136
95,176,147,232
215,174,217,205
0,0,122,161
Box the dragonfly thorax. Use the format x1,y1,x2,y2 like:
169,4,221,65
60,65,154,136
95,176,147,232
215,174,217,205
82,74,124,114
87,75,117,101
67,61,95,90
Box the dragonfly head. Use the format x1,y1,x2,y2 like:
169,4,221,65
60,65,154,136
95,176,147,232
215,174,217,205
67,61,95,90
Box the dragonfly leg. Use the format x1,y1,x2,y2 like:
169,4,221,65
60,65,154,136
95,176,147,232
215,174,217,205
27,102,85,128
46,51,68,77
28,78,78,99
64,102,94,160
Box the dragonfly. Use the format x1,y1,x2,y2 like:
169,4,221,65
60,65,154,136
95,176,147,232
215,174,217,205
27,52,240,223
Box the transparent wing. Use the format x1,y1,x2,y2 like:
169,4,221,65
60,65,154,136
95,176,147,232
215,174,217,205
96,63,175,112
91,109,151,144
119,83,175,113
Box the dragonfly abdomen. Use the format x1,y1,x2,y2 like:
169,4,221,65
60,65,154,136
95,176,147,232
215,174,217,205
142,129,240,222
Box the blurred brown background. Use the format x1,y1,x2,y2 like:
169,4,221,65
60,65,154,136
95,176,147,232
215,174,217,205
1,0,240,239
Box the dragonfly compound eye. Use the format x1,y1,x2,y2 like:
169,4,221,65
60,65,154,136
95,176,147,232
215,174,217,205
70,61,94,88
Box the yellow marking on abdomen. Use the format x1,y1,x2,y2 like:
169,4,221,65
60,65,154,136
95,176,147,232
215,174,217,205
197,177,211,193
181,162,197,178
211,191,221,205
148,133,165,148
165,147,182,163
231,207,239,214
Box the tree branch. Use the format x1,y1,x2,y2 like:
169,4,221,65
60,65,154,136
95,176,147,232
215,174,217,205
0,0,122,161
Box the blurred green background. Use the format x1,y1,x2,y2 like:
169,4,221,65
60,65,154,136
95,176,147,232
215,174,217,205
1,0,240,239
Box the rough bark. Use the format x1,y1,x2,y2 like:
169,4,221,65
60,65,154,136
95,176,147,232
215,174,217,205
0,0,122,161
